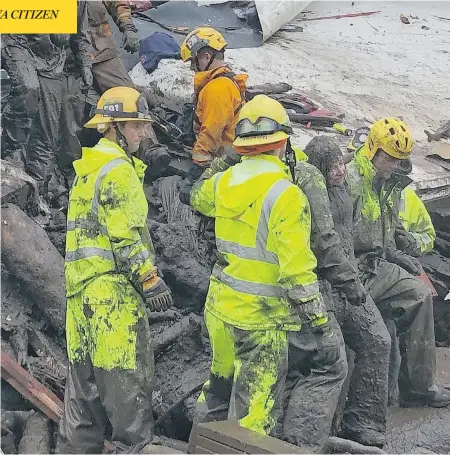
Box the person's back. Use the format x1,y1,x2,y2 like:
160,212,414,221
192,66,247,166
193,153,318,331
180,27,247,183
190,96,346,450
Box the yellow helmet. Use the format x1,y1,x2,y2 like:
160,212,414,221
233,95,292,147
180,27,227,62
365,117,413,160
84,86,152,129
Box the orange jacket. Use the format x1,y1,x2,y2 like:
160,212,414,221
193,66,248,167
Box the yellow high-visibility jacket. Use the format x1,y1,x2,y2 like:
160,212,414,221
65,138,156,297
399,186,436,253
191,154,320,331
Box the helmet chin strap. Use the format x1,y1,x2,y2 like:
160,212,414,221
204,50,216,71
114,122,136,168
195,50,216,72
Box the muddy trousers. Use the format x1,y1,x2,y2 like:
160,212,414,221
280,313,348,451
334,293,391,436
1,43,40,166
92,57,134,94
361,258,436,400
58,73,89,186
196,310,288,435
26,75,67,202
58,275,154,453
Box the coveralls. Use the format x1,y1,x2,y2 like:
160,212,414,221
191,154,345,443
59,0,94,185
58,138,155,453
292,149,391,441
192,66,247,167
398,186,436,254
347,148,437,403
87,1,136,93
1,23,90,199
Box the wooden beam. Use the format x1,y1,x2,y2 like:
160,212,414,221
1,350,116,453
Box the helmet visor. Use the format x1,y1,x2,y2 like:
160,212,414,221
236,117,293,138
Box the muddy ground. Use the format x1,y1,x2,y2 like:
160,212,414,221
2,169,450,454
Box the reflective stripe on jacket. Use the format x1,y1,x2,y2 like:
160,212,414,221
65,138,156,297
191,154,320,331
399,186,436,253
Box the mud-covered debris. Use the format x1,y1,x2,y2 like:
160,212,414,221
325,436,386,454
425,120,450,142
385,407,450,453
154,314,202,357
1,410,33,453
1,160,39,216
1,204,66,332
400,14,411,24
18,411,53,454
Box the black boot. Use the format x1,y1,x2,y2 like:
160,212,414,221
339,427,385,449
401,384,450,408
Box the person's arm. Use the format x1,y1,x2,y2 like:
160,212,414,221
71,1,93,85
193,79,238,166
190,172,222,217
296,166,365,305
104,0,137,32
100,162,157,286
399,188,436,253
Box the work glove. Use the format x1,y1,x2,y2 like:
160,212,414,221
199,147,241,182
395,228,421,258
143,276,173,312
179,163,204,205
123,30,140,53
179,180,193,205
386,249,421,276
295,297,329,328
80,65,93,88
341,279,367,307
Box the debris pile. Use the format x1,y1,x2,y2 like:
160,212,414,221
1,164,212,452
420,206,450,346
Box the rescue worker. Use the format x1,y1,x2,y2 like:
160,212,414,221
346,117,450,408
298,136,391,447
1,18,91,203
59,0,94,185
58,87,173,453
87,1,139,93
179,27,247,202
189,95,346,448
397,186,436,255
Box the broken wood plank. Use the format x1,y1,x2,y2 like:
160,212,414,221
189,421,309,454
0,351,116,453
1,351,63,422
300,11,380,21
